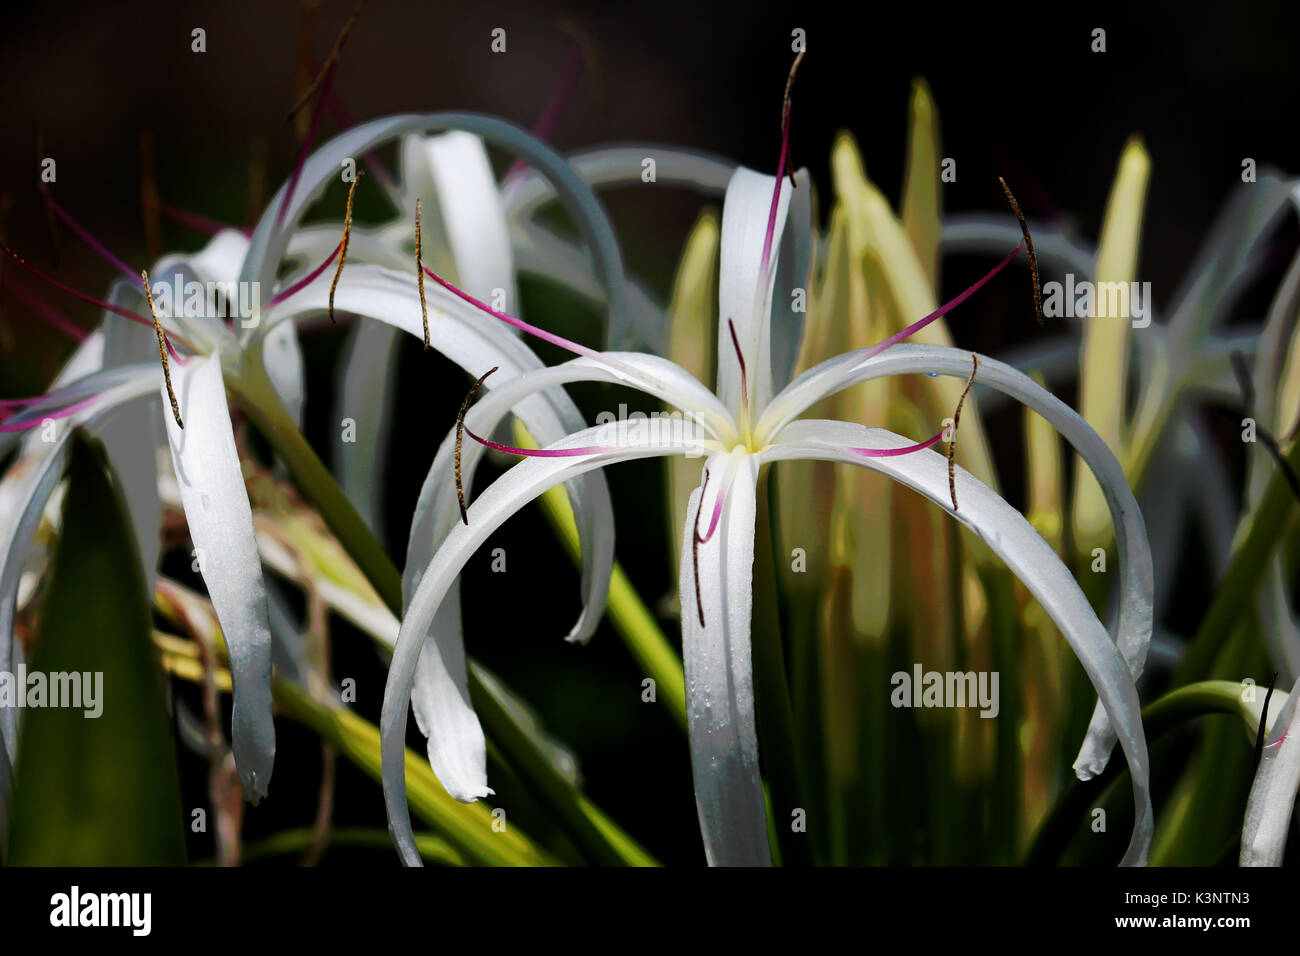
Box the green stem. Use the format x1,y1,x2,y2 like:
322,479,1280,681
272,678,552,866
240,827,464,866
1023,680,1255,865
228,350,654,866
752,471,810,866
1173,436,1300,685
525,428,687,731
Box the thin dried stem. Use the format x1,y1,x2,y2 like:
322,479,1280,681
287,0,370,122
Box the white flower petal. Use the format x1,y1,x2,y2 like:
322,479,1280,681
761,419,1153,866
382,422,705,865
1241,675,1300,866
678,449,770,866
761,342,1154,777
162,354,276,800
0,367,158,776
717,167,791,417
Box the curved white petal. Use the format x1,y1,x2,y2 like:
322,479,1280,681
1241,676,1300,866
502,144,735,220
761,342,1154,776
717,167,791,417
239,113,629,351
761,419,1153,866
382,422,706,865
0,366,159,769
678,449,770,865
335,318,402,537
162,354,275,800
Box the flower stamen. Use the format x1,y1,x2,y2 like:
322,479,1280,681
691,468,712,627
416,197,429,350
456,366,498,525
947,352,980,511
727,318,748,411
141,268,184,429
998,176,1043,325
328,170,362,324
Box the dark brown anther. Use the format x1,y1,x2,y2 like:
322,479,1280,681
455,366,499,524
141,268,183,429
781,47,806,188
999,176,1043,326
947,352,980,511
416,197,429,350
329,171,362,324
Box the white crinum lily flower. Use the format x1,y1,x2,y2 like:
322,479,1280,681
382,157,1156,866
0,111,636,814
0,229,280,802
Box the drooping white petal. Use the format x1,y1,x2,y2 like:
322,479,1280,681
677,449,770,866
1241,676,1300,866
716,167,791,417
761,342,1154,777
162,354,275,800
383,422,705,866
761,419,1153,866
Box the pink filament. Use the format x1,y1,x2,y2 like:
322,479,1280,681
1,240,152,331
759,104,792,275
423,264,601,361
859,241,1024,361
848,431,945,457
0,395,98,432
727,318,748,409
507,41,584,178
159,201,250,238
1,270,89,341
464,425,609,458
40,190,137,281
268,241,342,307
274,62,336,235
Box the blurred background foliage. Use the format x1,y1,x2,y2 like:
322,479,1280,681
3,1,1300,865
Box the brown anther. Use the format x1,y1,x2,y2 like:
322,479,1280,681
781,46,806,187
455,366,498,525
416,197,429,350
947,352,980,511
998,176,1043,326
287,0,370,122
142,268,183,429
329,170,362,324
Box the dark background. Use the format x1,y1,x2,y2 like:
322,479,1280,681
2,1,1297,865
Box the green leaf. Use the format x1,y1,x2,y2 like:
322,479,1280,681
7,431,186,865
